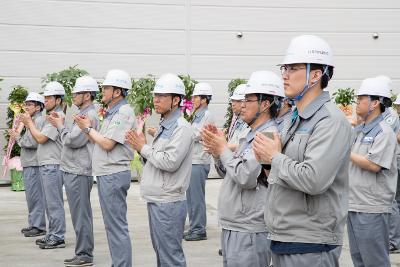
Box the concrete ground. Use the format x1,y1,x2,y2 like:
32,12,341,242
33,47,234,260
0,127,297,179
1,179,400,267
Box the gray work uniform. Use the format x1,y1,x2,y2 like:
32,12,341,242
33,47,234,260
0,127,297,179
214,119,277,267
37,107,65,241
227,116,249,145
265,92,352,266
59,104,99,262
92,99,135,267
348,114,397,267
186,107,214,235
140,109,194,267
275,109,292,138
383,108,400,250
17,112,46,231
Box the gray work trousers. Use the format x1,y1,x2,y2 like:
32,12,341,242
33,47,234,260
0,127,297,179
97,170,132,267
221,229,271,267
271,246,341,267
39,164,65,241
23,166,46,231
63,171,94,261
347,211,390,267
147,201,187,267
186,164,210,235
389,199,400,249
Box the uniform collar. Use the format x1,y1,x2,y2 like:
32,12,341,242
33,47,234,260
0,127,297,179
32,111,42,119
78,103,95,115
361,114,383,134
275,110,291,124
298,91,330,120
160,109,182,130
247,118,276,143
105,99,127,118
193,106,208,119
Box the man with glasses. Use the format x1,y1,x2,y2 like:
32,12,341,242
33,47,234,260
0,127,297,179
75,70,136,267
253,35,352,266
9,93,46,238
48,76,99,266
202,70,282,267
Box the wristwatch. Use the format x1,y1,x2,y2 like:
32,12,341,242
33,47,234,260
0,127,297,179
83,126,92,134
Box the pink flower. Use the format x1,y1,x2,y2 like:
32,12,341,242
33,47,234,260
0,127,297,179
181,99,193,114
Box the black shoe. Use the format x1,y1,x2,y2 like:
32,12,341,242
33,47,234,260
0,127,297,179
390,244,400,254
24,228,46,237
184,232,207,241
64,256,78,264
21,226,33,234
183,231,191,239
218,249,222,256
39,239,66,249
64,257,93,266
35,236,49,246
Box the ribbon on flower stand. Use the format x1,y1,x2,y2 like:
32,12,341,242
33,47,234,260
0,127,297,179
2,103,23,178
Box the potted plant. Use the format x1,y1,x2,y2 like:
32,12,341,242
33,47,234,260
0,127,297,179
332,87,356,117
178,74,198,121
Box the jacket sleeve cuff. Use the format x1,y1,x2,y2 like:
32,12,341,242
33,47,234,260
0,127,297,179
269,153,286,183
140,144,152,159
219,147,234,166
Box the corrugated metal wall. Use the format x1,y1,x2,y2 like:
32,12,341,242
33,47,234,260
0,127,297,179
1,0,399,160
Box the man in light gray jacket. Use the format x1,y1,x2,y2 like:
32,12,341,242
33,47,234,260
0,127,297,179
48,76,99,267
11,92,46,238
126,73,194,267
202,70,283,267
253,35,352,267
185,82,215,241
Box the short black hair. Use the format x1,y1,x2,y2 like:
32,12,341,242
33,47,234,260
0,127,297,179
370,96,391,113
199,95,211,105
257,94,278,119
310,64,334,89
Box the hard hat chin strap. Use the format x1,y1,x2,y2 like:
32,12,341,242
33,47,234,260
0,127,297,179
248,96,262,127
293,64,329,102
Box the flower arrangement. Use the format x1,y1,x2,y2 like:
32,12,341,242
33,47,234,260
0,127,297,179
223,79,247,131
127,75,155,133
2,85,28,178
178,74,198,121
332,87,356,116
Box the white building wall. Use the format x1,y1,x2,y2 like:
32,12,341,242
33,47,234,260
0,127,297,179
1,0,399,172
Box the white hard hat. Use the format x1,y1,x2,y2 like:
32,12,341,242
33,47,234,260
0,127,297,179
153,73,185,95
102,69,132,90
280,35,334,67
43,81,65,96
357,75,391,98
73,76,99,93
394,93,400,105
192,82,213,97
230,84,246,100
245,71,284,97
25,92,44,104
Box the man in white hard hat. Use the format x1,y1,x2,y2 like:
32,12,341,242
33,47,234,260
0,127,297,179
126,73,193,267
347,76,398,266
75,70,136,267
9,92,46,238
20,81,67,249
202,70,282,267
48,76,99,266
184,82,215,242
227,84,249,152
253,35,352,266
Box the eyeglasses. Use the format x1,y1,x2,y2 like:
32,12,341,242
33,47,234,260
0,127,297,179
242,98,259,105
280,65,306,76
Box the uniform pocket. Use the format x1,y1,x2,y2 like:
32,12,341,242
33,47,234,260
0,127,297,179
240,187,263,214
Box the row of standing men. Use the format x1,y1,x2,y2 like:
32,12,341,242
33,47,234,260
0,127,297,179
12,34,400,267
